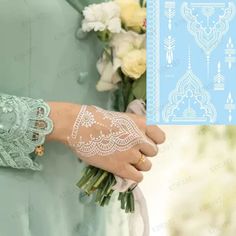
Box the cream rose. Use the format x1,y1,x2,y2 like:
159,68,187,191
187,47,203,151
115,0,146,32
115,0,138,8
121,49,146,79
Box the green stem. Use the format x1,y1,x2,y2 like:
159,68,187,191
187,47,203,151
93,171,109,188
77,167,97,189
86,169,105,194
77,166,136,213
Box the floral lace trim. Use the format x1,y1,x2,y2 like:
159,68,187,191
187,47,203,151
0,94,53,170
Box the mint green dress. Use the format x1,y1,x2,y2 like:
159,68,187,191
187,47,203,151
0,0,129,235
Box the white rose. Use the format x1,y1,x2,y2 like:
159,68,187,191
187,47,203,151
111,30,146,59
109,31,146,79
82,2,122,33
96,53,121,92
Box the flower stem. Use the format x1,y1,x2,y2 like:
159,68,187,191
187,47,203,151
77,166,135,213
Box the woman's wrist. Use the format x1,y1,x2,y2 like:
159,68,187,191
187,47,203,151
46,102,81,144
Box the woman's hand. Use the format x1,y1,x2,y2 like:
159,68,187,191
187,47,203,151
46,102,165,183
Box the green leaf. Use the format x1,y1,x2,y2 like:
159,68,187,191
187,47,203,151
97,30,112,42
131,73,146,100
113,85,125,112
122,77,133,109
127,93,135,105
139,0,146,7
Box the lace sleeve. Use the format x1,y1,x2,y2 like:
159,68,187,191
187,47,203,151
0,93,54,171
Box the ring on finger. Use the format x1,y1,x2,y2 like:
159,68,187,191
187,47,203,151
136,153,146,166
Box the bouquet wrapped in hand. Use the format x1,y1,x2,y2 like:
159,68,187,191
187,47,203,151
67,0,147,213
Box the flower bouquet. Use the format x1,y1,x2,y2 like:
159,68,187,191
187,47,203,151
67,0,147,213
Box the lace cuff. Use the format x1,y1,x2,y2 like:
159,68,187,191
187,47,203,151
0,94,54,171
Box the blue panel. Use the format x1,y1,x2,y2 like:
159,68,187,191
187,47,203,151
147,0,236,125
